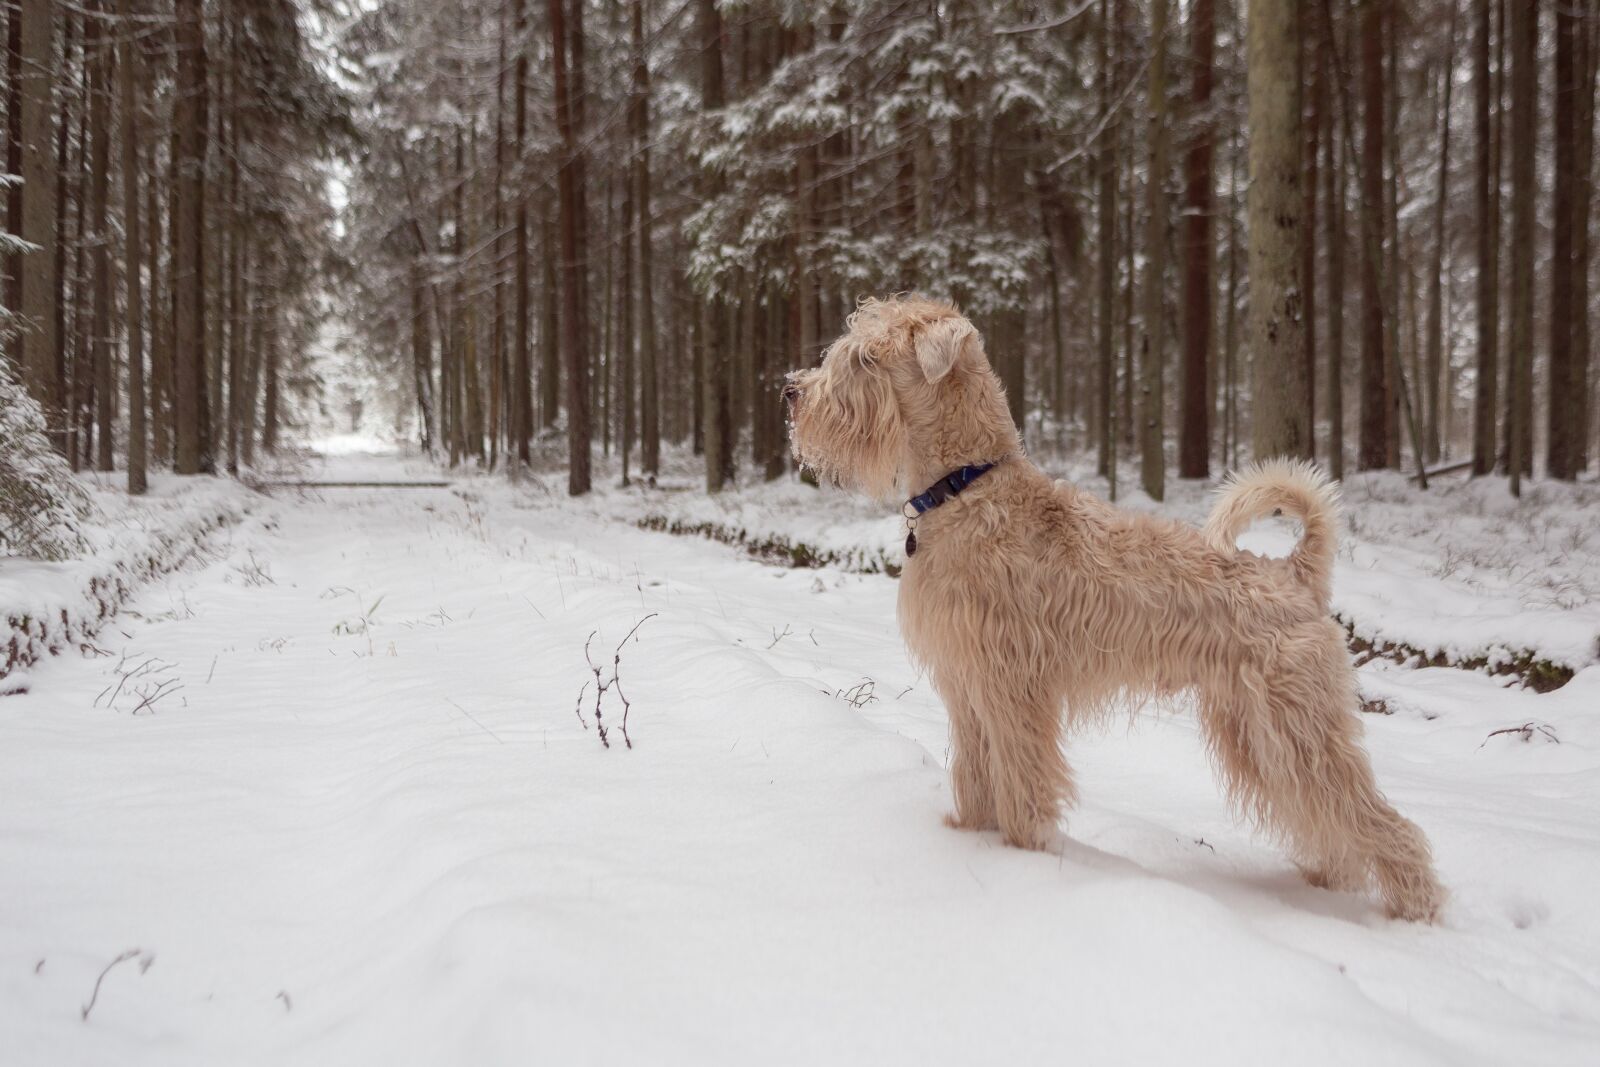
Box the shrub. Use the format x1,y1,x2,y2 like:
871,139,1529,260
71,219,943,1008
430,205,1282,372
0,352,91,561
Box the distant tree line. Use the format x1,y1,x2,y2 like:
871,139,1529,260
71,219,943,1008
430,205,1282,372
2,0,346,494
3,0,1596,500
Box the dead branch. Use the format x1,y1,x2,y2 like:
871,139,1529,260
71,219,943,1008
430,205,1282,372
576,614,658,749
81,948,149,1022
1479,721,1560,748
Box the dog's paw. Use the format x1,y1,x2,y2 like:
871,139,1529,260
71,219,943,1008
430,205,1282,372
1300,863,1364,893
943,811,999,833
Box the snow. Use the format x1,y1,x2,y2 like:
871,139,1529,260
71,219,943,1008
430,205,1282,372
2,449,1598,1064
1,472,250,690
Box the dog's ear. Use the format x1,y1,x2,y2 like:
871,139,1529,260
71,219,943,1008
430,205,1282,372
914,317,977,383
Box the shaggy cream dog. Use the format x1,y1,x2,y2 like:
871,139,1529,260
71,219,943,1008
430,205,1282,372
785,295,1444,922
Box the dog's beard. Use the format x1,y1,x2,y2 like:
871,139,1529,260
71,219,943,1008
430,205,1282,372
788,401,903,499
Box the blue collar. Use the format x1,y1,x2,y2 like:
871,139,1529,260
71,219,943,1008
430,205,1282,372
902,462,997,520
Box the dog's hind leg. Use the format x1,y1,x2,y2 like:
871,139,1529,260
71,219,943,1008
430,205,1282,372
1207,629,1444,921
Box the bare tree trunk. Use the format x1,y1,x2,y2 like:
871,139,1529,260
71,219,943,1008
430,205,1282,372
539,203,559,430
1249,0,1309,461
225,58,244,474
1224,122,1241,469
1325,55,1346,480
1572,0,1598,473
1139,0,1169,498
122,0,145,495
619,166,634,486
173,0,210,474
1425,3,1458,466
147,129,168,464
1179,0,1213,479
410,262,436,454
1302,1,1323,462
240,249,265,467
550,0,591,494
1507,0,1536,493
632,0,659,478
699,0,732,491
88,0,113,471
1549,0,1578,478
1096,0,1118,490
18,0,61,441
1471,0,1500,475
1357,0,1387,469
512,0,531,469
4,5,20,317
1384,2,1403,466
261,302,279,455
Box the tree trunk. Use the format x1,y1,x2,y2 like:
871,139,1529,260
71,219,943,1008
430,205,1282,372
410,262,436,454
1424,5,1457,466
88,0,113,471
1357,0,1387,469
18,0,61,440
1096,0,1118,489
1384,2,1403,467
122,0,145,495
1325,49,1346,481
632,0,659,478
261,303,279,455
699,0,732,491
147,130,168,464
1178,0,1213,479
619,169,634,485
1507,0,1536,493
512,0,531,469
1302,1,1323,462
5,4,22,319
1248,0,1308,461
1571,0,1598,473
225,66,244,474
1138,0,1169,498
1471,0,1499,475
550,0,591,494
172,0,210,474
1549,0,1577,478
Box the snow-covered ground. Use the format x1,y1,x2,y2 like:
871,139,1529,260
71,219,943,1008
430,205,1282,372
3,448,1598,1065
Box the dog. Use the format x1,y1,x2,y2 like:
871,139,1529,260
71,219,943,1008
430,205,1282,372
785,295,1444,922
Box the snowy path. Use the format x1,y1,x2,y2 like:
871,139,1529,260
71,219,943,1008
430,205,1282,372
4,452,1599,1065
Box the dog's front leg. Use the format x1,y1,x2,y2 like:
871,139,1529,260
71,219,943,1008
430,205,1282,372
942,694,999,832
976,683,1075,852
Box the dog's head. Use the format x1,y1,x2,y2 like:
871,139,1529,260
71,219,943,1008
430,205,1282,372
784,296,1019,501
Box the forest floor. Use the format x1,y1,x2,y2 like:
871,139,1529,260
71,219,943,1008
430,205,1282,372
2,442,1598,1065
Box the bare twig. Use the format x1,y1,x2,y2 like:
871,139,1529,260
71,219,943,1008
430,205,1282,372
584,631,610,748
576,614,658,749
81,948,146,1022
833,679,878,708
129,679,183,715
1479,721,1560,748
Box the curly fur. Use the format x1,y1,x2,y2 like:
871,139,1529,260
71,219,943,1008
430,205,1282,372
786,296,1445,922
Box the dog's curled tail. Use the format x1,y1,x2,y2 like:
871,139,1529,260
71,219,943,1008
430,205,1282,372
1203,458,1340,606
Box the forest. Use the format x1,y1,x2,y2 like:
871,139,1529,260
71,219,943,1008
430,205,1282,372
2,0,1596,498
